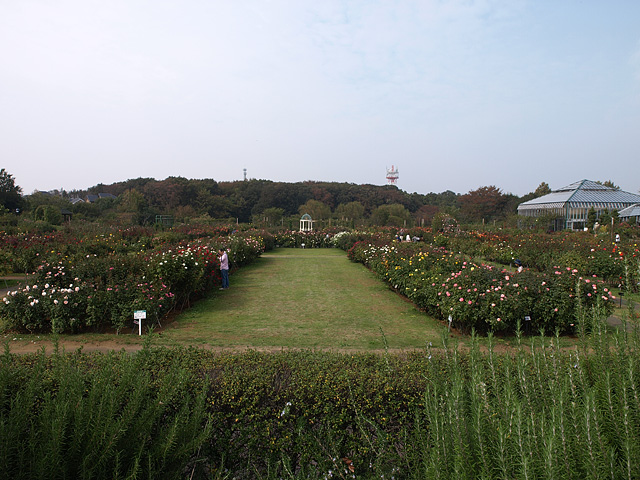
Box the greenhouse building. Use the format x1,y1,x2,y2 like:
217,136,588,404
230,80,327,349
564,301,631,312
517,179,640,231
618,204,640,225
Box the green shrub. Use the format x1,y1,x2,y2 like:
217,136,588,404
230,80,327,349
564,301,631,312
3,325,640,479
0,343,211,479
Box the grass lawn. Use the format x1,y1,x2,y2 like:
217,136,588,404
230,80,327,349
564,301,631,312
161,248,443,350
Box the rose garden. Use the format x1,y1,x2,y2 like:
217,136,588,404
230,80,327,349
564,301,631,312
1,223,640,479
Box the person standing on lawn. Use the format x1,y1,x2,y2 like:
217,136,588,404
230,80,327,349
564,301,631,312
218,248,229,289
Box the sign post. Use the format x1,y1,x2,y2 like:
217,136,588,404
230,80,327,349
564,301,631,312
133,310,147,336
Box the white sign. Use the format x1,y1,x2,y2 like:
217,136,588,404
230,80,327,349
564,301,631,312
133,310,146,335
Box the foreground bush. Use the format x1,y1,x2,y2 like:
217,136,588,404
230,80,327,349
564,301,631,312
0,341,211,480
2,320,640,479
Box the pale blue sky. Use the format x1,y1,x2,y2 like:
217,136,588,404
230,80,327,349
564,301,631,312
1,0,639,197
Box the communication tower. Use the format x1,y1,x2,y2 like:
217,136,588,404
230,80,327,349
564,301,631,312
243,168,247,181
386,165,399,185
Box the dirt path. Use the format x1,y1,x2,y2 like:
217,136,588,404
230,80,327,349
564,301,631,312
0,275,28,297
606,297,638,331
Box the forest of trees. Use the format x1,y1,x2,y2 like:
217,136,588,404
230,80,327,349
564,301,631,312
1,173,565,228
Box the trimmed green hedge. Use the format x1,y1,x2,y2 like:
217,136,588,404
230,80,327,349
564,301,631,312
3,322,640,479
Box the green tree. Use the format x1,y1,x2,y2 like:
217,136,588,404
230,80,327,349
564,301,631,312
370,204,412,227
26,191,71,215
298,199,331,220
118,189,151,224
262,207,285,226
586,207,597,230
260,183,311,216
597,180,620,190
142,176,197,212
173,204,198,223
534,182,551,197
335,201,364,221
0,169,24,212
599,208,613,228
207,195,234,219
33,205,63,225
518,181,552,205
119,189,147,214
192,186,215,215
71,201,101,219
0,207,18,229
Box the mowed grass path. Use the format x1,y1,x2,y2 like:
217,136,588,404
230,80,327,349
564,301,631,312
164,248,442,350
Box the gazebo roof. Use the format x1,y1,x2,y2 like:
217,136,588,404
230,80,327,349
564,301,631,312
518,180,640,211
300,213,312,220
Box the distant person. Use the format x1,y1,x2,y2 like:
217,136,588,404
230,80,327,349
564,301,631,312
514,259,523,273
218,249,229,289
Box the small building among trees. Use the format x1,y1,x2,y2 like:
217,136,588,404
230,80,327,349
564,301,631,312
517,179,640,231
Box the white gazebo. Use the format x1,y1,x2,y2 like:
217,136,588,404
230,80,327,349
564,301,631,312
299,213,313,232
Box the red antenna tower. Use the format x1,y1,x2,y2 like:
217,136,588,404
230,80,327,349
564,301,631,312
386,165,399,185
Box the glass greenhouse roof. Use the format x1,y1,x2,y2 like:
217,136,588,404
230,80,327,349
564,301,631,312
618,203,640,219
518,179,640,211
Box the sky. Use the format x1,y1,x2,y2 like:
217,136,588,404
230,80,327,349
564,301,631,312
1,0,639,197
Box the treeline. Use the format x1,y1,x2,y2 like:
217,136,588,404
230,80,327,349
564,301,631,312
82,177,466,225
3,171,554,228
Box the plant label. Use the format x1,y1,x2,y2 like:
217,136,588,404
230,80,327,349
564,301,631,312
133,310,146,335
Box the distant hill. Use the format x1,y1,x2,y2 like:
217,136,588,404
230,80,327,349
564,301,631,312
27,176,539,225
77,177,462,222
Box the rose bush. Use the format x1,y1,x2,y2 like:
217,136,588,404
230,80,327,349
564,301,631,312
1,228,266,333
345,237,615,334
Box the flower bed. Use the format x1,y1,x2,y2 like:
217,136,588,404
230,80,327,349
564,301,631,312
272,230,334,248
347,239,616,334
0,227,266,333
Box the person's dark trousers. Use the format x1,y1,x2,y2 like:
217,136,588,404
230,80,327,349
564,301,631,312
221,269,229,289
